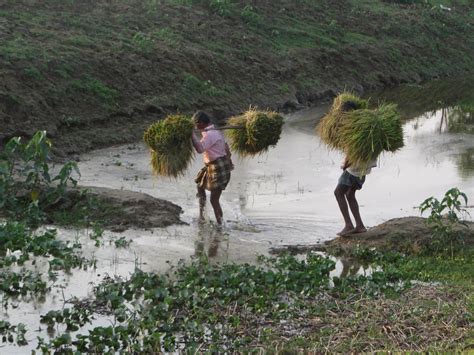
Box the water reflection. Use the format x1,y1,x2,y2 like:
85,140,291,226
456,147,474,179
369,76,474,121
446,106,474,134
194,223,229,260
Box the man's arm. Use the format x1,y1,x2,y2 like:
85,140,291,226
192,132,204,153
341,156,351,170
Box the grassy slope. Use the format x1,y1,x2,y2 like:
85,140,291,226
0,0,473,155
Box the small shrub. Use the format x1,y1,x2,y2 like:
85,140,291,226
0,131,80,226
419,187,469,255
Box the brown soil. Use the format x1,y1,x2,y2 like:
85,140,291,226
57,186,184,232
270,216,474,255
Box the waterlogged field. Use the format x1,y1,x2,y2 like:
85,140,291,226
1,87,474,352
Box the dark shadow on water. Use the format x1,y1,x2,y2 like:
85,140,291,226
456,147,474,179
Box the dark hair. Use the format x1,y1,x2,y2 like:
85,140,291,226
341,100,359,112
192,111,211,124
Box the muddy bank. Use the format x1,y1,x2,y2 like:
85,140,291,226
54,186,183,232
271,217,474,255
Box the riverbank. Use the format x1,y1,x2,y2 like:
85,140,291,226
1,0,473,157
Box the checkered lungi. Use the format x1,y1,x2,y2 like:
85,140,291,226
195,156,232,191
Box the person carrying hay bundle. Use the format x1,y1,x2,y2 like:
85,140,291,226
332,100,376,236
319,96,404,237
192,111,234,226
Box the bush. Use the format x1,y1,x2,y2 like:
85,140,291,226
0,131,79,226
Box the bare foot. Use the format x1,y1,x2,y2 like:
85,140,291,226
352,227,367,234
337,227,355,237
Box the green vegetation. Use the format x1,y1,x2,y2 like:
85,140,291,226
31,245,473,352
0,321,27,347
69,77,118,106
143,114,195,177
0,137,472,352
419,187,470,254
0,131,79,226
227,108,284,156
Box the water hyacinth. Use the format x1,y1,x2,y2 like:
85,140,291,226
143,114,194,177
317,92,369,150
227,108,284,156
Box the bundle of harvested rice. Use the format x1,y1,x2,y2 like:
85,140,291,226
226,108,284,156
317,92,369,150
338,103,404,169
143,114,194,177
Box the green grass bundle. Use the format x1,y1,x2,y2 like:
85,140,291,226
317,92,369,149
339,103,404,169
143,114,194,177
227,108,284,156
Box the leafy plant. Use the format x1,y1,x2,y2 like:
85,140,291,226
419,187,469,255
0,321,27,346
113,236,132,248
36,253,411,352
40,307,94,332
0,131,80,226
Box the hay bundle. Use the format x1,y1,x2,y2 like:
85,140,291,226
317,92,369,150
226,108,284,156
339,103,404,168
143,114,194,177
317,93,404,169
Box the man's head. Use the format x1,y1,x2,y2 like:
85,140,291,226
192,111,211,129
341,100,359,112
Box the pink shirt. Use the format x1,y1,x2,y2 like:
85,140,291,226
192,125,227,163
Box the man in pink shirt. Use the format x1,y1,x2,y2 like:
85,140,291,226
191,111,233,225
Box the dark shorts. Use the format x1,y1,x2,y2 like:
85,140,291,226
338,170,366,190
195,156,232,191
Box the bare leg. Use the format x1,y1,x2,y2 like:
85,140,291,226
197,186,206,221
334,184,354,236
346,187,367,233
210,188,223,225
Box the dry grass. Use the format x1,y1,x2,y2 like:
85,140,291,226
143,114,194,177
236,284,473,352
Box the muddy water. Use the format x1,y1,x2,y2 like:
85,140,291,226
2,91,474,352
75,103,474,256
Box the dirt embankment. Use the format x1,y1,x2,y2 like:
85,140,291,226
0,0,473,158
55,186,184,231
270,217,474,255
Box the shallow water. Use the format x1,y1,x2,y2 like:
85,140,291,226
75,101,474,253
2,85,474,352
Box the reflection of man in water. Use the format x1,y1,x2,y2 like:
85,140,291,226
194,224,226,259
191,111,233,226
